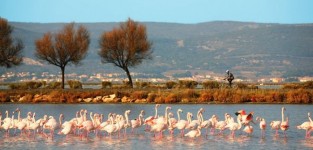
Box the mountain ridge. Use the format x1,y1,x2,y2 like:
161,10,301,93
1,21,313,82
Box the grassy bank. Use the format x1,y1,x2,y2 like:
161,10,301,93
0,87,312,104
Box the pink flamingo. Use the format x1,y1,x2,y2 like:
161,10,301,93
144,104,160,131
150,106,171,138
200,113,216,136
167,112,175,136
173,109,189,137
185,126,202,139
101,115,117,138
225,116,242,138
131,110,145,134
280,107,289,138
270,120,281,136
27,112,46,139
81,112,96,139
43,114,63,139
256,117,266,138
1,111,15,137
296,112,312,138
214,113,230,135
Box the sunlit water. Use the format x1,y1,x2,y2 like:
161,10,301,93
0,104,313,150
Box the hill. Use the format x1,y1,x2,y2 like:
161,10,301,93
1,21,313,82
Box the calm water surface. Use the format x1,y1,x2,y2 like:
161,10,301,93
0,104,313,150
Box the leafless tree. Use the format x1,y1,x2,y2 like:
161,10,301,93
35,23,90,89
0,17,24,68
98,18,152,88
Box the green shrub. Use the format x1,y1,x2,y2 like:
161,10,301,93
165,93,179,103
178,80,198,89
165,81,177,89
102,81,112,89
199,90,214,102
47,82,62,89
202,81,219,89
236,83,248,89
67,80,82,89
135,81,150,88
147,93,157,103
8,82,43,90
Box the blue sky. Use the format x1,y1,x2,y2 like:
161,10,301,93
1,0,313,24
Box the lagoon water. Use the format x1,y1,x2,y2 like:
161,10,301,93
0,104,313,150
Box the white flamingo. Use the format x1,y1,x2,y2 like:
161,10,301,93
131,110,145,134
296,112,312,138
1,111,15,137
43,114,63,139
185,126,202,139
256,117,266,138
173,109,189,137
144,104,160,131
225,116,242,138
280,107,289,137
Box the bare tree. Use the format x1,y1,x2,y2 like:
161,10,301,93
35,23,90,89
0,17,24,68
98,18,152,88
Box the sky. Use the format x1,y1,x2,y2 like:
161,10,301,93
1,0,313,24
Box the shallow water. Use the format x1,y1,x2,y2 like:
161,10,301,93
0,104,313,150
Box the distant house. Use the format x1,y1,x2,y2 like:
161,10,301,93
270,78,284,83
299,76,313,82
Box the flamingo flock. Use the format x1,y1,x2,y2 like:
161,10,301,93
0,105,312,141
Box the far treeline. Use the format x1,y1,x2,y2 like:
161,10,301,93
0,80,313,104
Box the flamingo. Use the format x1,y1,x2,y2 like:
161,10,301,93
59,121,74,139
256,117,266,138
225,116,242,138
200,113,216,136
131,110,145,134
214,113,230,135
167,112,175,136
81,112,96,139
296,112,312,138
103,115,117,138
144,104,160,131
280,107,289,138
43,114,63,139
185,126,202,139
186,108,203,130
270,120,281,136
173,109,188,137
27,112,46,139
1,111,15,137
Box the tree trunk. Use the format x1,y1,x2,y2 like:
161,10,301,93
61,66,65,89
124,67,133,88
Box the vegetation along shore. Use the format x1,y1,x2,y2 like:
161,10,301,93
0,80,312,104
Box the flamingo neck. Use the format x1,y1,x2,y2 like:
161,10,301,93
308,113,313,123
18,110,21,121
125,112,129,125
281,108,285,122
154,106,158,118
177,110,181,121
90,113,94,124
199,112,204,123
165,107,169,122
168,114,172,126
187,113,191,123
237,117,242,129
59,114,63,125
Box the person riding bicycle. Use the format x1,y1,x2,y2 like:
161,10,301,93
224,70,234,87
